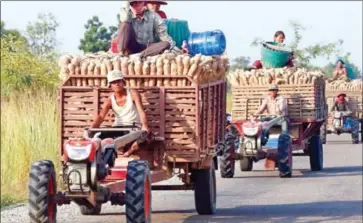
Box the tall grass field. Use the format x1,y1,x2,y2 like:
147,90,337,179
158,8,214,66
1,90,60,207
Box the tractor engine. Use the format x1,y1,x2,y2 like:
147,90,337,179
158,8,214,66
240,121,269,155
63,137,117,192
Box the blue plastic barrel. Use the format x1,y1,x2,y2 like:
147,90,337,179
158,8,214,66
187,30,226,56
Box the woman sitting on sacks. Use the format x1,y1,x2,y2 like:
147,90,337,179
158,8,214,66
91,70,150,157
251,31,295,70
330,59,349,81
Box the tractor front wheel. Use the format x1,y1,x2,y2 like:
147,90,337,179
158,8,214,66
194,162,216,215
351,119,359,144
277,134,292,178
125,160,152,223
79,204,102,215
308,135,324,171
28,160,57,223
320,121,327,144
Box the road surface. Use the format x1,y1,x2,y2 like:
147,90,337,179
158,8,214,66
1,134,362,223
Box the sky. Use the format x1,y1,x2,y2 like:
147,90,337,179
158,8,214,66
1,1,362,69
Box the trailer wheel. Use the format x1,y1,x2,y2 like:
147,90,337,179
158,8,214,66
351,119,359,144
308,135,324,171
194,162,216,215
125,160,151,223
79,204,102,215
28,160,57,223
219,133,235,178
277,134,292,178
320,121,327,144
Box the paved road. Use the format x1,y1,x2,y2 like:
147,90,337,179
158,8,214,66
1,134,362,223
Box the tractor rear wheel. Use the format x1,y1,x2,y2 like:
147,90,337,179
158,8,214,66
320,121,327,144
194,162,216,215
28,160,57,223
125,160,151,223
79,204,102,215
308,135,324,171
277,134,292,178
219,133,235,178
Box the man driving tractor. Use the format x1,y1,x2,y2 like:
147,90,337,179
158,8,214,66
114,0,175,57
91,70,149,157
330,92,352,114
254,84,289,134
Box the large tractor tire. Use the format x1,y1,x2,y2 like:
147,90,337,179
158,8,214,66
28,160,57,223
219,133,235,178
277,134,292,178
320,121,327,144
194,162,216,215
125,160,152,223
351,119,359,144
80,204,102,215
308,135,324,171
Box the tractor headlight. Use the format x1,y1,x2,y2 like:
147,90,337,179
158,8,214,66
65,144,92,161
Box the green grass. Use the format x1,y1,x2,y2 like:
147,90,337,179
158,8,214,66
1,90,60,207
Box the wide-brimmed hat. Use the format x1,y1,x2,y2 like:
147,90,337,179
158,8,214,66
337,92,347,97
268,84,279,91
107,70,125,87
147,0,167,5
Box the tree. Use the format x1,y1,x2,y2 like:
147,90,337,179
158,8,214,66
1,34,59,96
1,20,28,44
251,21,344,68
229,56,251,71
79,16,118,53
25,13,60,59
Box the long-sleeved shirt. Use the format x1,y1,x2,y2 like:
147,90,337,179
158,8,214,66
119,8,174,48
255,95,288,117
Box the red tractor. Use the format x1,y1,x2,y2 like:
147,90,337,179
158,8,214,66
28,75,226,222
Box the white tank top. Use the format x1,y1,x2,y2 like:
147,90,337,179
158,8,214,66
111,90,141,126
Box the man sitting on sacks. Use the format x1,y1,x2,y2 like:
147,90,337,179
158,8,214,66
253,84,289,134
90,70,149,157
115,0,176,58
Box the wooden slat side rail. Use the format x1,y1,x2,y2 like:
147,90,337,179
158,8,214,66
60,81,226,162
231,83,326,122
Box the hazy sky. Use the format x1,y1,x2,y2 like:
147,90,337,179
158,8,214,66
1,1,362,69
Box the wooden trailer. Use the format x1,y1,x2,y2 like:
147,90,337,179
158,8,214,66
225,81,327,177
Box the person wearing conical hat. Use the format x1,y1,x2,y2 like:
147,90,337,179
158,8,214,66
147,0,168,19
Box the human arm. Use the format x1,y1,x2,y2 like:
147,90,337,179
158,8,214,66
254,98,268,116
277,97,288,116
90,97,112,128
130,90,149,133
153,12,175,49
119,2,133,23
